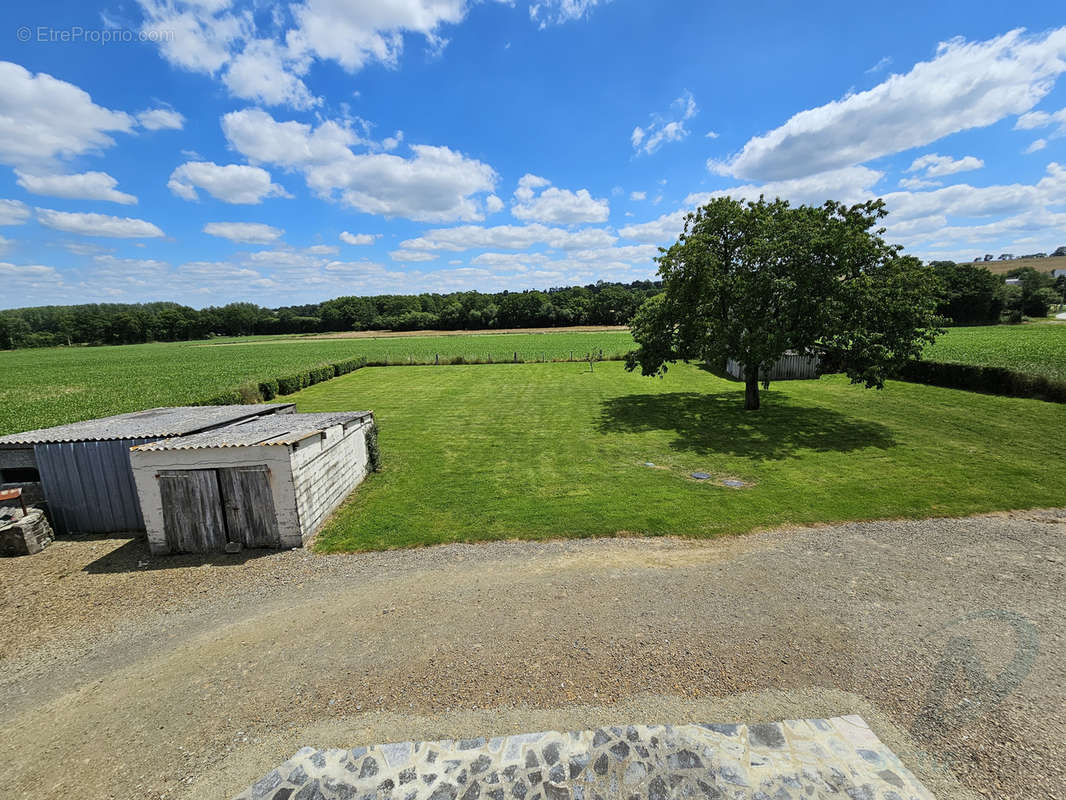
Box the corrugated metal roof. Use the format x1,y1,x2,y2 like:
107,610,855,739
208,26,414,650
131,411,373,451
0,404,296,446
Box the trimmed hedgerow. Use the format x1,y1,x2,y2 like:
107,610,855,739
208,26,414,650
258,378,279,401
899,360,1066,403
276,372,309,395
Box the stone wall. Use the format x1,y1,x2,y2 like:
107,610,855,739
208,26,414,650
291,419,372,542
0,509,54,557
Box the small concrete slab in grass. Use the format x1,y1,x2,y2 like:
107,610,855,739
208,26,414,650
236,716,936,800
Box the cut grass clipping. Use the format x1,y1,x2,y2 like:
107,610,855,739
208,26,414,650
297,361,1066,552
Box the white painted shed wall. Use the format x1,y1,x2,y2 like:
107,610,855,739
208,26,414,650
131,445,299,554
291,419,372,542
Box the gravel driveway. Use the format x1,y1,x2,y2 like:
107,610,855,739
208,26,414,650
1,510,1063,799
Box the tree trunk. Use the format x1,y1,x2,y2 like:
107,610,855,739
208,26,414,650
745,367,761,410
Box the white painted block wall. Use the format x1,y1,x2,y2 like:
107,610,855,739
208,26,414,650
131,445,300,554
290,420,372,542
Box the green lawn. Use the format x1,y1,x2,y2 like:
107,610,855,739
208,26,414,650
0,330,634,435
297,361,1066,552
923,323,1066,381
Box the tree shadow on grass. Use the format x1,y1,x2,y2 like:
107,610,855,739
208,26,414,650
599,390,896,461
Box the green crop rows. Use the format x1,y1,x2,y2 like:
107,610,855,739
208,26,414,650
0,330,636,435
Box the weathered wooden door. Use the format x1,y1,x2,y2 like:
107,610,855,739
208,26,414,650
159,470,227,553
217,465,280,548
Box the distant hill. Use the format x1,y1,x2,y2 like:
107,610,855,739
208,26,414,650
960,254,1066,275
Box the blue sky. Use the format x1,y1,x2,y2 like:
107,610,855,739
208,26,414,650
1,0,1065,309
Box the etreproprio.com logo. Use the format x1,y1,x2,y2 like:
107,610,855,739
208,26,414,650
16,26,174,44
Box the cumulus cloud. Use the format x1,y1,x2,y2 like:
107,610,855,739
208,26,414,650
713,28,1066,181
510,174,609,224
168,161,290,204
203,221,284,244
397,222,617,254
339,231,377,245
36,208,164,238
0,199,31,226
16,171,137,204
906,153,984,178
630,191,646,201
137,108,185,130
1024,138,1048,154
0,61,134,168
632,91,698,155
223,108,498,222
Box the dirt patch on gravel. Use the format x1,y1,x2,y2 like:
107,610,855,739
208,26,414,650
1,510,1064,800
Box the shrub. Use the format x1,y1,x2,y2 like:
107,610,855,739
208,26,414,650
899,360,1066,403
201,388,243,406
308,365,334,385
276,373,306,395
333,356,368,375
258,378,279,401
365,421,381,472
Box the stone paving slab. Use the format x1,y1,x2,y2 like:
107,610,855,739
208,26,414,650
235,715,935,800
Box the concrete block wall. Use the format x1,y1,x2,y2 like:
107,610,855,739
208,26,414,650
291,420,371,541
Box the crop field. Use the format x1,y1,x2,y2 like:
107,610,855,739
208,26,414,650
298,360,1066,551
0,330,635,435
922,323,1066,381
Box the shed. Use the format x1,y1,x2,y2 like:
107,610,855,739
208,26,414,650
0,404,295,535
130,411,375,555
726,353,822,382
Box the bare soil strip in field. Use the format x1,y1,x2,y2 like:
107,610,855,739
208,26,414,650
1,510,1063,800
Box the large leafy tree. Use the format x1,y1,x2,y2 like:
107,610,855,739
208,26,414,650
626,197,942,410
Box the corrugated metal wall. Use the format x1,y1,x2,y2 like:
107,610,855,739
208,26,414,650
726,354,822,382
35,439,154,535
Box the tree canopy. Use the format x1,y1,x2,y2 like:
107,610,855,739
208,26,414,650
625,196,943,410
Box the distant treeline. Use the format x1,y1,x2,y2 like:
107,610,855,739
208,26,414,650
930,262,1064,325
1,264,1063,350
0,281,662,349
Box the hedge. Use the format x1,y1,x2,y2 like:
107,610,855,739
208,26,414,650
200,357,371,405
898,360,1066,403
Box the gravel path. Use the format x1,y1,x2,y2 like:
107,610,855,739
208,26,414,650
1,510,1063,799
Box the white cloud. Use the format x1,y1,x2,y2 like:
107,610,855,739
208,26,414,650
0,199,31,226
168,161,290,204
36,208,165,238
630,191,646,201
203,221,284,244
705,131,719,139
906,153,984,177
714,28,1066,181
898,176,942,190
137,0,478,109
389,249,439,262
398,222,617,253
339,231,377,245
529,0,611,28
1015,106,1066,131
1025,138,1048,154
866,56,893,74
223,108,498,222
632,91,697,155
0,61,134,168
222,38,318,110
0,236,10,255
16,171,137,204
510,174,609,224
485,194,504,214
137,108,185,130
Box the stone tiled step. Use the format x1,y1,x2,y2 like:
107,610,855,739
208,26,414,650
236,715,935,800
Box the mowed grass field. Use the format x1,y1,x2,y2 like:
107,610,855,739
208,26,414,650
922,323,1066,381
0,323,1061,438
0,330,634,435
300,361,1066,551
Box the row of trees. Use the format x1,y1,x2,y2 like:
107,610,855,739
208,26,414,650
0,252,1061,352
930,262,1065,324
0,282,661,350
